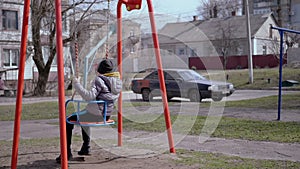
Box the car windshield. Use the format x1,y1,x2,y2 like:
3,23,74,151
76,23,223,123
178,70,207,81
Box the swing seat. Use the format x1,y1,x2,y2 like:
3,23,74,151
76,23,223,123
65,99,115,127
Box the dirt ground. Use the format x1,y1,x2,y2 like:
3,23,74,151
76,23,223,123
0,98,300,169
0,119,199,169
0,142,189,169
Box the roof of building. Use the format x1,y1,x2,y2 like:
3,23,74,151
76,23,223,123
158,13,276,43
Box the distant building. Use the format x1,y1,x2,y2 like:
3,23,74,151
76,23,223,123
142,13,294,70
158,13,281,57
72,9,142,73
290,0,300,30
0,0,71,93
244,0,300,29
0,0,33,92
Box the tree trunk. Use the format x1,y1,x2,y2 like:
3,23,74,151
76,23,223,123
31,1,50,96
33,70,50,96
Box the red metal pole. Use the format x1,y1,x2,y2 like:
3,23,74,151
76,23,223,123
117,1,123,147
11,0,31,168
146,0,176,153
54,0,68,168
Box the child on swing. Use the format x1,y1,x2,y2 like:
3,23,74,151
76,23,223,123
56,59,122,163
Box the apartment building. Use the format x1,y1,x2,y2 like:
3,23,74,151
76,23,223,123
0,0,70,94
245,0,300,29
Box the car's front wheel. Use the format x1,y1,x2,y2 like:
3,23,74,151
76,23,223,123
212,96,223,102
142,88,153,101
189,89,202,102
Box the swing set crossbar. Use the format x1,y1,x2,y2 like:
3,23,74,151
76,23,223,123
65,99,115,127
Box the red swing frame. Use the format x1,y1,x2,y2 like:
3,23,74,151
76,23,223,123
11,1,175,169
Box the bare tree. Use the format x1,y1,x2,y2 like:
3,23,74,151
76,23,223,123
30,0,111,96
285,32,300,49
214,20,238,69
266,31,299,62
197,0,242,19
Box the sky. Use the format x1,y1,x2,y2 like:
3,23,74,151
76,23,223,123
148,0,200,20
119,0,201,32
122,0,200,20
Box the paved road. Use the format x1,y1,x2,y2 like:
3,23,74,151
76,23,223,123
220,89,299,101
0,90,299,105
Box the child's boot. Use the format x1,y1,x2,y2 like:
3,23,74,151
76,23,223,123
56,148,73,163
78,144,90,155
78,126,91,155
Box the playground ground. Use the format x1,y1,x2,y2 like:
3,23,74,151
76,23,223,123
0,93,300,168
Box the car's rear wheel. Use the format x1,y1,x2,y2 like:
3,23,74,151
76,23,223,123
142,88,153,101
189,89,202,102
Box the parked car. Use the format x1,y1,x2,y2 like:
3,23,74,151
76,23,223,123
131,69,235,102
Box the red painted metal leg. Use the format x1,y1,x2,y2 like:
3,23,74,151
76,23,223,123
55,0,68,168
117,1,123,147
146,0,176,153
11,0,31,168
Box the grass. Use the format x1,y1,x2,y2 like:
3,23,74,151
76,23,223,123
0,102,77,121
211,117,300,143
0,102,60,121
175,149,300,169
118,114,300,143
221,68,300,90
211,93,300,109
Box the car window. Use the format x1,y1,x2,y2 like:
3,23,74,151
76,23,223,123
145,71,158,80
166,71,181,80
178,70,207,81
164,72,175,80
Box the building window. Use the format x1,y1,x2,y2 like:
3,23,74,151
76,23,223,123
62,13,68,33
262,45,267,55
130,46,135,53
3,49,19,67
269,27,273,38
167,49,173,54
2,10,18,30
190,48,197,57
178,48,185,55
130,30,135,37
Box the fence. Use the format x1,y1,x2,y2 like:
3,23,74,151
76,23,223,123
189,54,287,70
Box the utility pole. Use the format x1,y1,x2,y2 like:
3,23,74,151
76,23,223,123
245,0,253,84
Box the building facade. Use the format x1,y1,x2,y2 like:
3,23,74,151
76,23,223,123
0,0,24,73
154,13,286,70
0,0,71,94
245,0,300,29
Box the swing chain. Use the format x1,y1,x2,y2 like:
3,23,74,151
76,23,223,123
105,0,110,59
71,0,79,100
